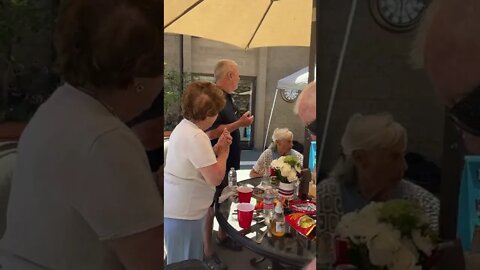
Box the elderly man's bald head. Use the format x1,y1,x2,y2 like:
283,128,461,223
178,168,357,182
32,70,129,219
418,0,480,153
420,0,480,105
214,59,238,81
214,59,240,93
295,81,316,126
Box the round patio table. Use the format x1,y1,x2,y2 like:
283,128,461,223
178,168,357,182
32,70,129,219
214,177,316,269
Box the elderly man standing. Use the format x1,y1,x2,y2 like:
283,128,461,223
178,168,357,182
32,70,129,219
413,0,480,268
203,59,254,269
422,0,480,153
295,80,317,270
295,81,317,135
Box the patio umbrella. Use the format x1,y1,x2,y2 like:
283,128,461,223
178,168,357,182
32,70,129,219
164,0,313,50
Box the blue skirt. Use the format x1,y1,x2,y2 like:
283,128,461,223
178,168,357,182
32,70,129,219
164,216,206,265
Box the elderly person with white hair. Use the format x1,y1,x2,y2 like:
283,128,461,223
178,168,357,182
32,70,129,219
294,81,316,135
250,128,304,178
317,113,439,235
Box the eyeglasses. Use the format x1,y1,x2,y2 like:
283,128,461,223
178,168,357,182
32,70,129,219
306,119,317,136
448,86,480,137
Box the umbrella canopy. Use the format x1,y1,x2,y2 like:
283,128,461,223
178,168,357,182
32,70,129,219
165,0,313,50
277,66,317,91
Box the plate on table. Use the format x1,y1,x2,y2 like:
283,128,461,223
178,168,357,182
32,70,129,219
289,200,316,216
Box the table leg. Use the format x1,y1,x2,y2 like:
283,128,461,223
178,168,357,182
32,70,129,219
249,256,266,266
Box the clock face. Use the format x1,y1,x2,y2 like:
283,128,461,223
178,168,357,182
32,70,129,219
370,0,428,32
281,89,300,103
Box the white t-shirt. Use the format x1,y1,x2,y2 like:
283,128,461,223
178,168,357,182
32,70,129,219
0,84,164,270
164,119,217,220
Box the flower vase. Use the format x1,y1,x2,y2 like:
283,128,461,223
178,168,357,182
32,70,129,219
278,181,295,199
270,176,280,188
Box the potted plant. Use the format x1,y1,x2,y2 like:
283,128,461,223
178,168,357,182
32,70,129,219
270,155,302,198
0,0,51,122
164,63,196,135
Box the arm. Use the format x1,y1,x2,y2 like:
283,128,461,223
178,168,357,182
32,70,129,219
78,129,164,270
198,149,228,186
206,111,254,140
205,121,242,140
107,225,164,270
249,169,262,178
199,128,232,186
304,259,316,270
250,150,269,178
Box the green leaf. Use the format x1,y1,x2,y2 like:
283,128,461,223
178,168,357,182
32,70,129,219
378,199,433,237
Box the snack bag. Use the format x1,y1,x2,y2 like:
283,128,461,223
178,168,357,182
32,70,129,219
286,213,316,239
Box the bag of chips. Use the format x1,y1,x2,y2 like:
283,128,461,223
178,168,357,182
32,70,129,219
286,213,316,239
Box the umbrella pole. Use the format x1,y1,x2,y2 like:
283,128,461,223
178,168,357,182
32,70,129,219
318,0,357,167
264,89,279,150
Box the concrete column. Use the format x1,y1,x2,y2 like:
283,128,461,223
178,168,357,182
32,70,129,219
254,48,268,150
182,35,192,74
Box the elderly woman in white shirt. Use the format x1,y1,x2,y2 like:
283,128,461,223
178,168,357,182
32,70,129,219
250,128,303,178
0,1,164,269
164,81,232,265
317,113,439,235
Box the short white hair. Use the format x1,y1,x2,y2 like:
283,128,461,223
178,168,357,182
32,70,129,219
341,113,407,156
272,128,293,142
268,128,293,151
330,113,407,183
214,59,238,81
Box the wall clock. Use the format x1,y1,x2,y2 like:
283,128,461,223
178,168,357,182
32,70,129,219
369,0,429,32
281,89,300,103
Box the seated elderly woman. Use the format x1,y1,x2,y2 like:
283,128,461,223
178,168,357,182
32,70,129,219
317,113,439,235
164,81,232,265
250,128,303,178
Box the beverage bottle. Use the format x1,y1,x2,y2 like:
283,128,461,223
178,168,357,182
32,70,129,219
261,169,270,188
263,186,274,220
228,167,237,188
270,201,286,237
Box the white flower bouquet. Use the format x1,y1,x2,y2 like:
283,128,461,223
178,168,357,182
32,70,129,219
269,155,302,183
335,199,439,270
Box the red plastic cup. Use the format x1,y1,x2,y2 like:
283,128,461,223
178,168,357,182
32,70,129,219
334,237,350,265
237,203,255,229
237,186,253,203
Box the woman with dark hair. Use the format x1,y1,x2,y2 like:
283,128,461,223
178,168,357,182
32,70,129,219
0,1,164,269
